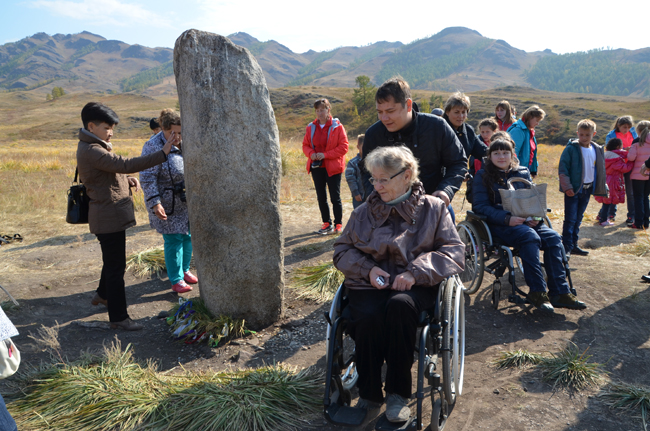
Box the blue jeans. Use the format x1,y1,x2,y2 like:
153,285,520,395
162,233,193,284
562,187,592,251
598,203,614,222
632,179,650,228
0,393,17,431
490,223,570,296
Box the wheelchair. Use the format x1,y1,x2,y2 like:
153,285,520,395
323,275,466,431
456,210,575,309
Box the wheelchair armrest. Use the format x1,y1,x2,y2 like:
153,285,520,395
466,210,487,222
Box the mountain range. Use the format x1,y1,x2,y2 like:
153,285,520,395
1,27,649,97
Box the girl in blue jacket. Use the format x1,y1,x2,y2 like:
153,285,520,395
507,106,546,178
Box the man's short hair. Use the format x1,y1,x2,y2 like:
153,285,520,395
149,117,160,130
357,134,365,145
478,118,498,131
314,98,331,110
81,102,119,129
444,92,471,113
577,119,596,133
375,77,411,106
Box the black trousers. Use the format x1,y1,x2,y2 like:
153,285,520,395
347,287,437,403
311,168,342,225
95,230,129,323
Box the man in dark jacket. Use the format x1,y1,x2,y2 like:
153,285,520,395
361,78,467,211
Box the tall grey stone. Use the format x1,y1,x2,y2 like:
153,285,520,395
174,29,283,329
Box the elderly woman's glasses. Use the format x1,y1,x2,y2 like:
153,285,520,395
369,169,406,186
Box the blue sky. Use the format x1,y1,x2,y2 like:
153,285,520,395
3,0,649,54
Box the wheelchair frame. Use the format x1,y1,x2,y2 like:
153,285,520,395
323,275,466,431
457,210,575,309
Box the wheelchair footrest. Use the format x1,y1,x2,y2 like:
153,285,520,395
508,294,527,304
324,403,367,427
375,414,417,431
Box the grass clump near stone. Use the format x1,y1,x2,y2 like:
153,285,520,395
7,339,323,431
538,343,605,391
126,247,166,277
168,298,254,347
494,348,545,369
292,262,344,302
599,382,650,431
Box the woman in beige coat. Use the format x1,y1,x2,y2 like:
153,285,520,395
333,146,464,423
77,102,172,331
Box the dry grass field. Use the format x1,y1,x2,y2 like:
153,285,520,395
1,87,650,431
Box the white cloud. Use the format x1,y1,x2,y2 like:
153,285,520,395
29,0,174,29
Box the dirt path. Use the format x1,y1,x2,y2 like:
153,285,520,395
2,197,650,431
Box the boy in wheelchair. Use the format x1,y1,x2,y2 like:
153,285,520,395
472,139,586,312
333,146,465,423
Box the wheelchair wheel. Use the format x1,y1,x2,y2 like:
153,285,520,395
456,222,484,294
430,397,448,431
442,276,466,405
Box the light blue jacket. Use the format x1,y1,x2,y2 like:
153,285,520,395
605,127,638,144
508,119,538,175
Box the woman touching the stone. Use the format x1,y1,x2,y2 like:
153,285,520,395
333,146,464,423
302,98,349,235
140,109,197,294
78,102,172,331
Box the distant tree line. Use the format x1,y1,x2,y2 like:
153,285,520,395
120,61,174,92
526,50,650,97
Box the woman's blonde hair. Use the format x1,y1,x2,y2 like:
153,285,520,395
639,127,650,148
444,91,471,113
365,146,420,186
494,100,515,126
520,105,546,127
158,108,181,131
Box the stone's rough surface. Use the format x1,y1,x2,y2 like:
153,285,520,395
174,29,284,329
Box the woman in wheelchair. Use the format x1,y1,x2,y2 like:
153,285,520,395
333,146,465,423
472,139,587,312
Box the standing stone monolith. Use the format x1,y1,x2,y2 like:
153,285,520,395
174,29,283,329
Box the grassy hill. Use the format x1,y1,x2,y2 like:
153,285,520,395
1,86,648,145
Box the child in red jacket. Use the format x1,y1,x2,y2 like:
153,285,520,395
595,138,633,226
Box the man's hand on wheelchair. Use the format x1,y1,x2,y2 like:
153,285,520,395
509,216,527,226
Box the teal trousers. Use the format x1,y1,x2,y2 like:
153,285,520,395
162,233,193,284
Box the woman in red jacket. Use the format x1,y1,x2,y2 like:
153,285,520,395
302,98,349,234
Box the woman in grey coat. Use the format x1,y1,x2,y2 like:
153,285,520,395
140,109,197,293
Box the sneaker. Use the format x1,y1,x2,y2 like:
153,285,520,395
642,275,650,283
334,223,343,233
526,291,554,313
356,397,382,410
317,222,333,235
184,271,199,284
629,224,643,230
626,217,634,227
600,220,614,227
110,318,143,331
172,280,192,293
595,215,601,222
549,293,587,310
608,216,615,222
385,393,410,423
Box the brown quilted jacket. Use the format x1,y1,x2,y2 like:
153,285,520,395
76,129,167,234
333,182,465,290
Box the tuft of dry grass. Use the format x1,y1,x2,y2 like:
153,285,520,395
126,247,166,277
291,262,344,302
494,349,545,369
618,229,650,257
7,338,323,431
537,343,606,391
599,382,650,431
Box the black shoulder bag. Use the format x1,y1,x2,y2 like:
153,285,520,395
66,168,90,224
